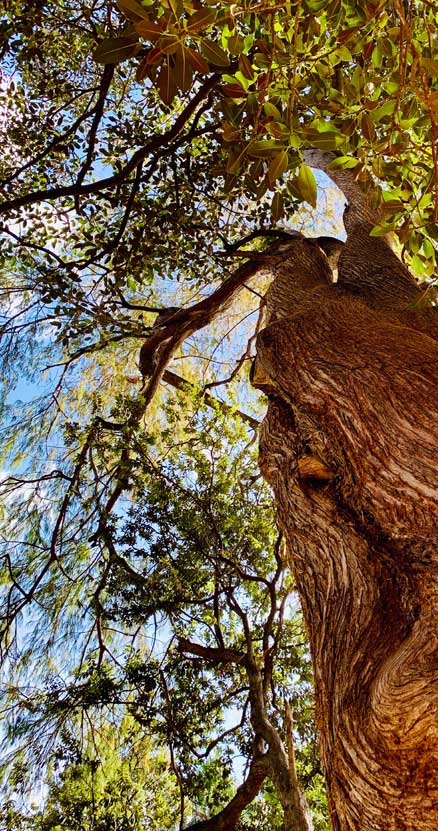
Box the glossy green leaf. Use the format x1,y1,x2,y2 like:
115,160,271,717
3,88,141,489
327,156,360,170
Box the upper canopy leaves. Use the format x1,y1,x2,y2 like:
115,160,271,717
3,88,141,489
89,0,438,264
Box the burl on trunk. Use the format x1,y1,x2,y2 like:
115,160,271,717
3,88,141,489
253,234,438,831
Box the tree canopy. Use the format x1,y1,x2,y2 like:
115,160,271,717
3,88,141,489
1,1,437,829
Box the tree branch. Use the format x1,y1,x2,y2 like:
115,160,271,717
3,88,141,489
0,75,220,215
186,754,269,831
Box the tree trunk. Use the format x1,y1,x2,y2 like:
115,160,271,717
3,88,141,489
254,244,438,830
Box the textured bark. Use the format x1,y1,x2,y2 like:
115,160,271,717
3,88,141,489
253,236,438,830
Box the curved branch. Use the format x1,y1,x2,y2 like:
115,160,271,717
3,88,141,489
186,754,269,831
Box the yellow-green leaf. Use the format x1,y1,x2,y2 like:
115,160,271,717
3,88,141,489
327,155,360,170
247,139,287,158
227,34,244,54
266,122,289,139
268,150,288,186
297,163,317,208
421,57,438,76
93,37,140,65
263,101,282,120
200,38,230,67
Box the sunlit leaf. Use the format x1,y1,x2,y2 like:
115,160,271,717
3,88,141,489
267,150,289,185
296,163,317,208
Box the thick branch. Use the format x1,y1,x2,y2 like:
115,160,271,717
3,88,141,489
163,369,259,429
177,637,246,665
186,755,269,831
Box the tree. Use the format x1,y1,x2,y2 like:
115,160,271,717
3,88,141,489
0,1,437,830
1,717,182,831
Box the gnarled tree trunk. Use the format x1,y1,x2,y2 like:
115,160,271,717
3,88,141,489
253,233,438,830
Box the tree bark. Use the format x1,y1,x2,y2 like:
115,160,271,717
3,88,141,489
254,241,438,829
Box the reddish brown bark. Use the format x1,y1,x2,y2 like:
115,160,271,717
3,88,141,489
253,239,438,830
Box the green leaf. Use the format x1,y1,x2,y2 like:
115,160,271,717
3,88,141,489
303,130,344,150
186,8,216,33
264,102,282,120
200,38,230,67
227,34,244,54
370,99,396,122
93,37,140,64
247,139,287,158
117,0,151,21
271,191,284,223
327,156,360,170
186,47,210,74
227,147,246,174
135,17,165,40
296,163,317,208
421,58,438,77
268,150,289,185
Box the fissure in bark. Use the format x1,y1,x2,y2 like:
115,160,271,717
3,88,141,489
253,178,438,830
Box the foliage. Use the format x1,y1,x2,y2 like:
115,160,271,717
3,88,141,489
1,718,181,831
1,0,436,827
